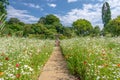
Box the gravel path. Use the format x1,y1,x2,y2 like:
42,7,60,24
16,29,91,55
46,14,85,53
38,46,77,80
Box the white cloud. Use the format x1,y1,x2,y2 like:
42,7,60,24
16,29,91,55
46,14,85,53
7,6,39,23
67,0,78,3
23,3,43,10
106,0,120,19
95,0,120,18
57,3,103,28
56,0,120,29
48,3,56,8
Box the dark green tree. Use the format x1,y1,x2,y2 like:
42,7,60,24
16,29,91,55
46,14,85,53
0,0,9,15
63,27,73,38
23,24,34,37
4,18,24,36
105,16,120,36
45,14,60,25
7,18,24,32
32,23,47,34
92,26,101,36
102,2,111,27
8,18,21,24
72,19,93,36
53,22,63,34
44,14,63,34
38,17,46,24
44,29,57,39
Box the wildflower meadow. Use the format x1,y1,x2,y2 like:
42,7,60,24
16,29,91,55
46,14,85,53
0,36,120,80
0,37,54,80
61,37,120,80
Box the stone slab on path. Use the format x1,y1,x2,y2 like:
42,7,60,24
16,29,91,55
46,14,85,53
38,47,77,80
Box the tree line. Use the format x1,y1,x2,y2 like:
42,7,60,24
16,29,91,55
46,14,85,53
0,1,120,39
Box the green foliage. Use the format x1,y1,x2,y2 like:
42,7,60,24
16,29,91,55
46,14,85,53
92,26,101,37
3,18,24,36
52,22,63,34
3,13,96,39
72,19,93,36
102,2,111,27
0,14,6,34
0,0,9,5
8,18,21,24
35,14,65,39
44,29,57,39
45,14,60,25
23,24,34,37
38,17,46,24
32,23,47,34
0,0,9,15
0,0,9,34
63,27,73,38
0,2,5,15
104,16,120,36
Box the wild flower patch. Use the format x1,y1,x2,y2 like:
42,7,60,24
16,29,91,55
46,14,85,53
61,37,120,80
0,37,54,80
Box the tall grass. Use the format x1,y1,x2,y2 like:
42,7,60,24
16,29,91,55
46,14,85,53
61,37,120,80
0,37,54,80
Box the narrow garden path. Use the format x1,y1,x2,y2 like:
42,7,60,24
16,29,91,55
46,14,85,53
38,41,77,80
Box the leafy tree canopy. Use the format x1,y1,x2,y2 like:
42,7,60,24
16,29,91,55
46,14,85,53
45,14,60,25
38,17,46,24
102,2,111,27
105,16,120,36
72,19,93,36
0,0,9,15
8,18,20,24
92,25,101,36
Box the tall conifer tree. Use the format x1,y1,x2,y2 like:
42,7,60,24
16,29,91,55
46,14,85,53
102,2,111,27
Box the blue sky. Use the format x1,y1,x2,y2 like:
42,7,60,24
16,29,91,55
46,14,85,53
7,0,120,29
